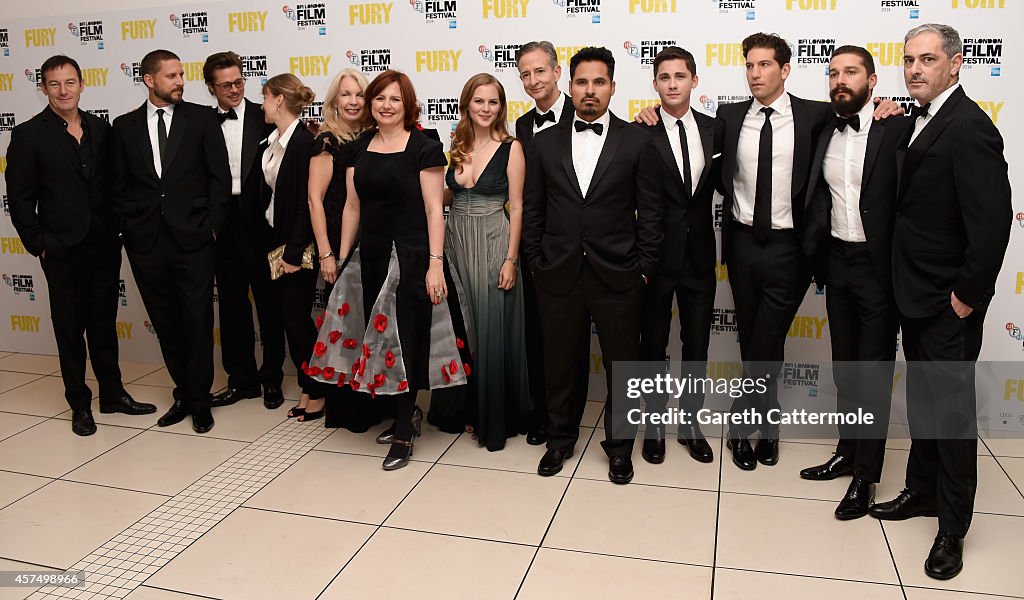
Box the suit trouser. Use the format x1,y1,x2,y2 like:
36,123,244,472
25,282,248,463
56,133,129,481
39,231,124,410
127,225,215,409
901,306,982,537
276,268,325,399
726,225,808,438
535,260,643,458
214,207,285,390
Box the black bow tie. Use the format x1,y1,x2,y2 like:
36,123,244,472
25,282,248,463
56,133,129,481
533,110,556,127
217,108,238,124
574,120,604,136
833,114,860,132
910,103,931,120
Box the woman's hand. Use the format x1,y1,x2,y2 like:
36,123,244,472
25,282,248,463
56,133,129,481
277,258,301,274
321,257,338,284
498,260,517,290
425,262,447,305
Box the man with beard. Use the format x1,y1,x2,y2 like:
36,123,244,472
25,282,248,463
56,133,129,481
111,49,230,433
800,46,909,519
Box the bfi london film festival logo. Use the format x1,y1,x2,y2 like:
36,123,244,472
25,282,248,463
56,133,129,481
302,101,325,124
0,28,9,56
552,0,602,24
712,0,756,20
781,362,821,397
121,61,144,85
623,40,676,69
283,4,328,35
419,97,459,134
3,273,36,301
410,0,458,28
1007,323,1024,351
877,0,920,19
346,49,391,73
169,11,209,42
478,43,521,73
962,36,1003,77
1,194,9,217
24,67,42,90
67,20,104,49
792,37,836,72
118,278,128,307
0,113,14,133
86,109,110,123
242,55,269,87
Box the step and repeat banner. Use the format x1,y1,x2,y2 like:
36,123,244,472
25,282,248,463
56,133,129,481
0,0,1020,420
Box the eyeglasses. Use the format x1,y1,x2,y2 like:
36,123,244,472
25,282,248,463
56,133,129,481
213,79,245,92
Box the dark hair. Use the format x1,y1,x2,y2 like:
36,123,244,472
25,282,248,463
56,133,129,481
203,51,243,85
569,46,615,80
362,70,421,130
652,46,697,78
742,32,792,66
141,49,180,77
40,55,82,85
830,45,875,75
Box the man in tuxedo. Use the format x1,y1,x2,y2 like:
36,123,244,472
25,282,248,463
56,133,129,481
203,51,284,410
6,55,155,436
869,24,1011,580
800,46,909,519
634,46,723,465
111,49,230,434
523,46,663,484
514,41,589,446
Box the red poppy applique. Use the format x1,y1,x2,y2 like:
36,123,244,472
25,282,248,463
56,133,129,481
385,350,396,368
313,342,327,357
456,337,465,349
328,330,343,344
398,380,409,391
322,367,336,380
338,303,350,316
373,314,388,332
342,338,358,349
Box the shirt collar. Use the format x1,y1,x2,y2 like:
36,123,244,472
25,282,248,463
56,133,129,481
663,106,697,133
147,99,175,119
268,118,301,149
752,91,791,117
920,82,960,118
539,92,565,118
219,99,245,120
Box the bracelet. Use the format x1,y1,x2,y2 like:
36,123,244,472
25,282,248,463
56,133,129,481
429,253,443,261
319,251,335,261
504,256,519,265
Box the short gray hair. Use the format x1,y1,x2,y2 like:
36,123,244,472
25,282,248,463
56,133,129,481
516,41,558,69
905,23,963,58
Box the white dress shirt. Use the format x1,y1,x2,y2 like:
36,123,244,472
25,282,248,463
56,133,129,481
533,93,566,135
662,108,706,196
731,92,796,229
909,83,960,146
823,100,875,242
571,110,611,197
146,100,175,178
261,118,300,227
219,100,245,196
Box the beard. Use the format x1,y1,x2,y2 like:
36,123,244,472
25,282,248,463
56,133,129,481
830,84,870,117
155,86,184,105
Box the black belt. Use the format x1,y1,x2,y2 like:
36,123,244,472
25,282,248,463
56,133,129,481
830,236,868,249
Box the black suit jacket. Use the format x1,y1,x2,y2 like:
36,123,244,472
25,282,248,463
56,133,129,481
515,93,575,152
259,123,317,266
522,113,664,294
892,85,1011,318
231,99,275,232
111,101,230,253
6,107,115,257
803,113,912,289
634,106,724,276
717,93,831,264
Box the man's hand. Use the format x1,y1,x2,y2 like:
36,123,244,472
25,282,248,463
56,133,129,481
951,291,973,318
634,105,661,126
871,97,905,120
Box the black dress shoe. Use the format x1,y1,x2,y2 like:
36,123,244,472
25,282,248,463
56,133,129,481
869,488,938,521
209,385,261,408
678,426,714,463
157,400,190,427
642,425,665,464
800,453,853,481
262,385,284,409
191,406,214,434
99,392,157,415
608,456,634,484
925,532,964,580
526,429,547,446
755,434,779,466
71,409,96,436
835,477,875,520
537,447,573,476
727,438,757,471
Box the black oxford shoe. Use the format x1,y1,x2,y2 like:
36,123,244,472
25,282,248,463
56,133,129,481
800,453,853,480
99,392,157,415
925,532,964,580
608,456,634,484
262,385,284,409
835,477,875,520
526,429,547,446
755,434,779,466
71,409,96,436
869,488,938,521
209,385,261,408
537,448,573,477
157,400,190,427
191,406,214,434
678,425,714,463
727,438,757,471
642,425,666,464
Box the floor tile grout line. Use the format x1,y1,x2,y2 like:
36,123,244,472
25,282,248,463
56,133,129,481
900,583,1024,599
0,555,66,570
713,564,907,589
878,519,909,600
136,583,225,600
990,452,1024,501
0,475,60,513
710,430,725,599
49,478,174,500
0,415,54,444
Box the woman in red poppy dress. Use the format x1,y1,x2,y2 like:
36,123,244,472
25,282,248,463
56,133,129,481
306,70,473,471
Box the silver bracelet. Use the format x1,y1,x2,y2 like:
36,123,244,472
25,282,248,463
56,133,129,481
429,253,443,261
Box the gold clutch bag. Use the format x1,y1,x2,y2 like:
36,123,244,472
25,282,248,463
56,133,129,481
268,243,315,280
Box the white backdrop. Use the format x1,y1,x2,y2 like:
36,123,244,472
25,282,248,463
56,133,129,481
0,0,1020,422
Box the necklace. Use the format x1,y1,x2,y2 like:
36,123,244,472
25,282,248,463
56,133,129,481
468,137,495,157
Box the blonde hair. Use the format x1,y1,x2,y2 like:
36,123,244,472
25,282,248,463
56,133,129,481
449,74,512,171
321,69,369,142
263,73,315,116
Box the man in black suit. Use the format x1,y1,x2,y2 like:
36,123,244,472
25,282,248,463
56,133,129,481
111,49,230,434
6,55,155,436
514,41,589,446
800,46,909,519
203,51,284,410
634,46,723,465
523,47,663,484
869,24,1011,581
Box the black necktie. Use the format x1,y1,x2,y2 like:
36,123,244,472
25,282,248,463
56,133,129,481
534,110,556,128
156,108,167,167
910,103,931,120
677,119,692,196
574,120,604,136
833,114,860,132
753,107,773,243
217,108,238,124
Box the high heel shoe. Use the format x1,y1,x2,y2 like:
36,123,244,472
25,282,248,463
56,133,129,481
298,408,324,422
287,406,306,419
376,422,397,444
411,405,423,437
382,439,414,471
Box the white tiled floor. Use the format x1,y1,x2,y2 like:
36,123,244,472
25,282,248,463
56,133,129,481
0,351,1020,599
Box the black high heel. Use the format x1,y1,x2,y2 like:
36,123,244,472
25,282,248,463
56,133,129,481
382,439,414,471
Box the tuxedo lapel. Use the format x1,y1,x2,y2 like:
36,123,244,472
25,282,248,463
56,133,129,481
694,112,714,197
723,99,751,199
241,99,263,185
557,93,575,125
586,116,625,199
557,123,584,200
161,103,189,176
805,121,835,213
860,117,886,197
790,94,812,201
901,87,961,193
129,103,159,181
520,109,536,147
651,108,686,198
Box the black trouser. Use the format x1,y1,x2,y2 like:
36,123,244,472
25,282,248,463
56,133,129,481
639,251,716,420
825,238,898,482
535,260,643,458
901,305,983,537
726,224,809,438
215,208,285,390
275,267,324,399
126,225,214,410
40,231,124,411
